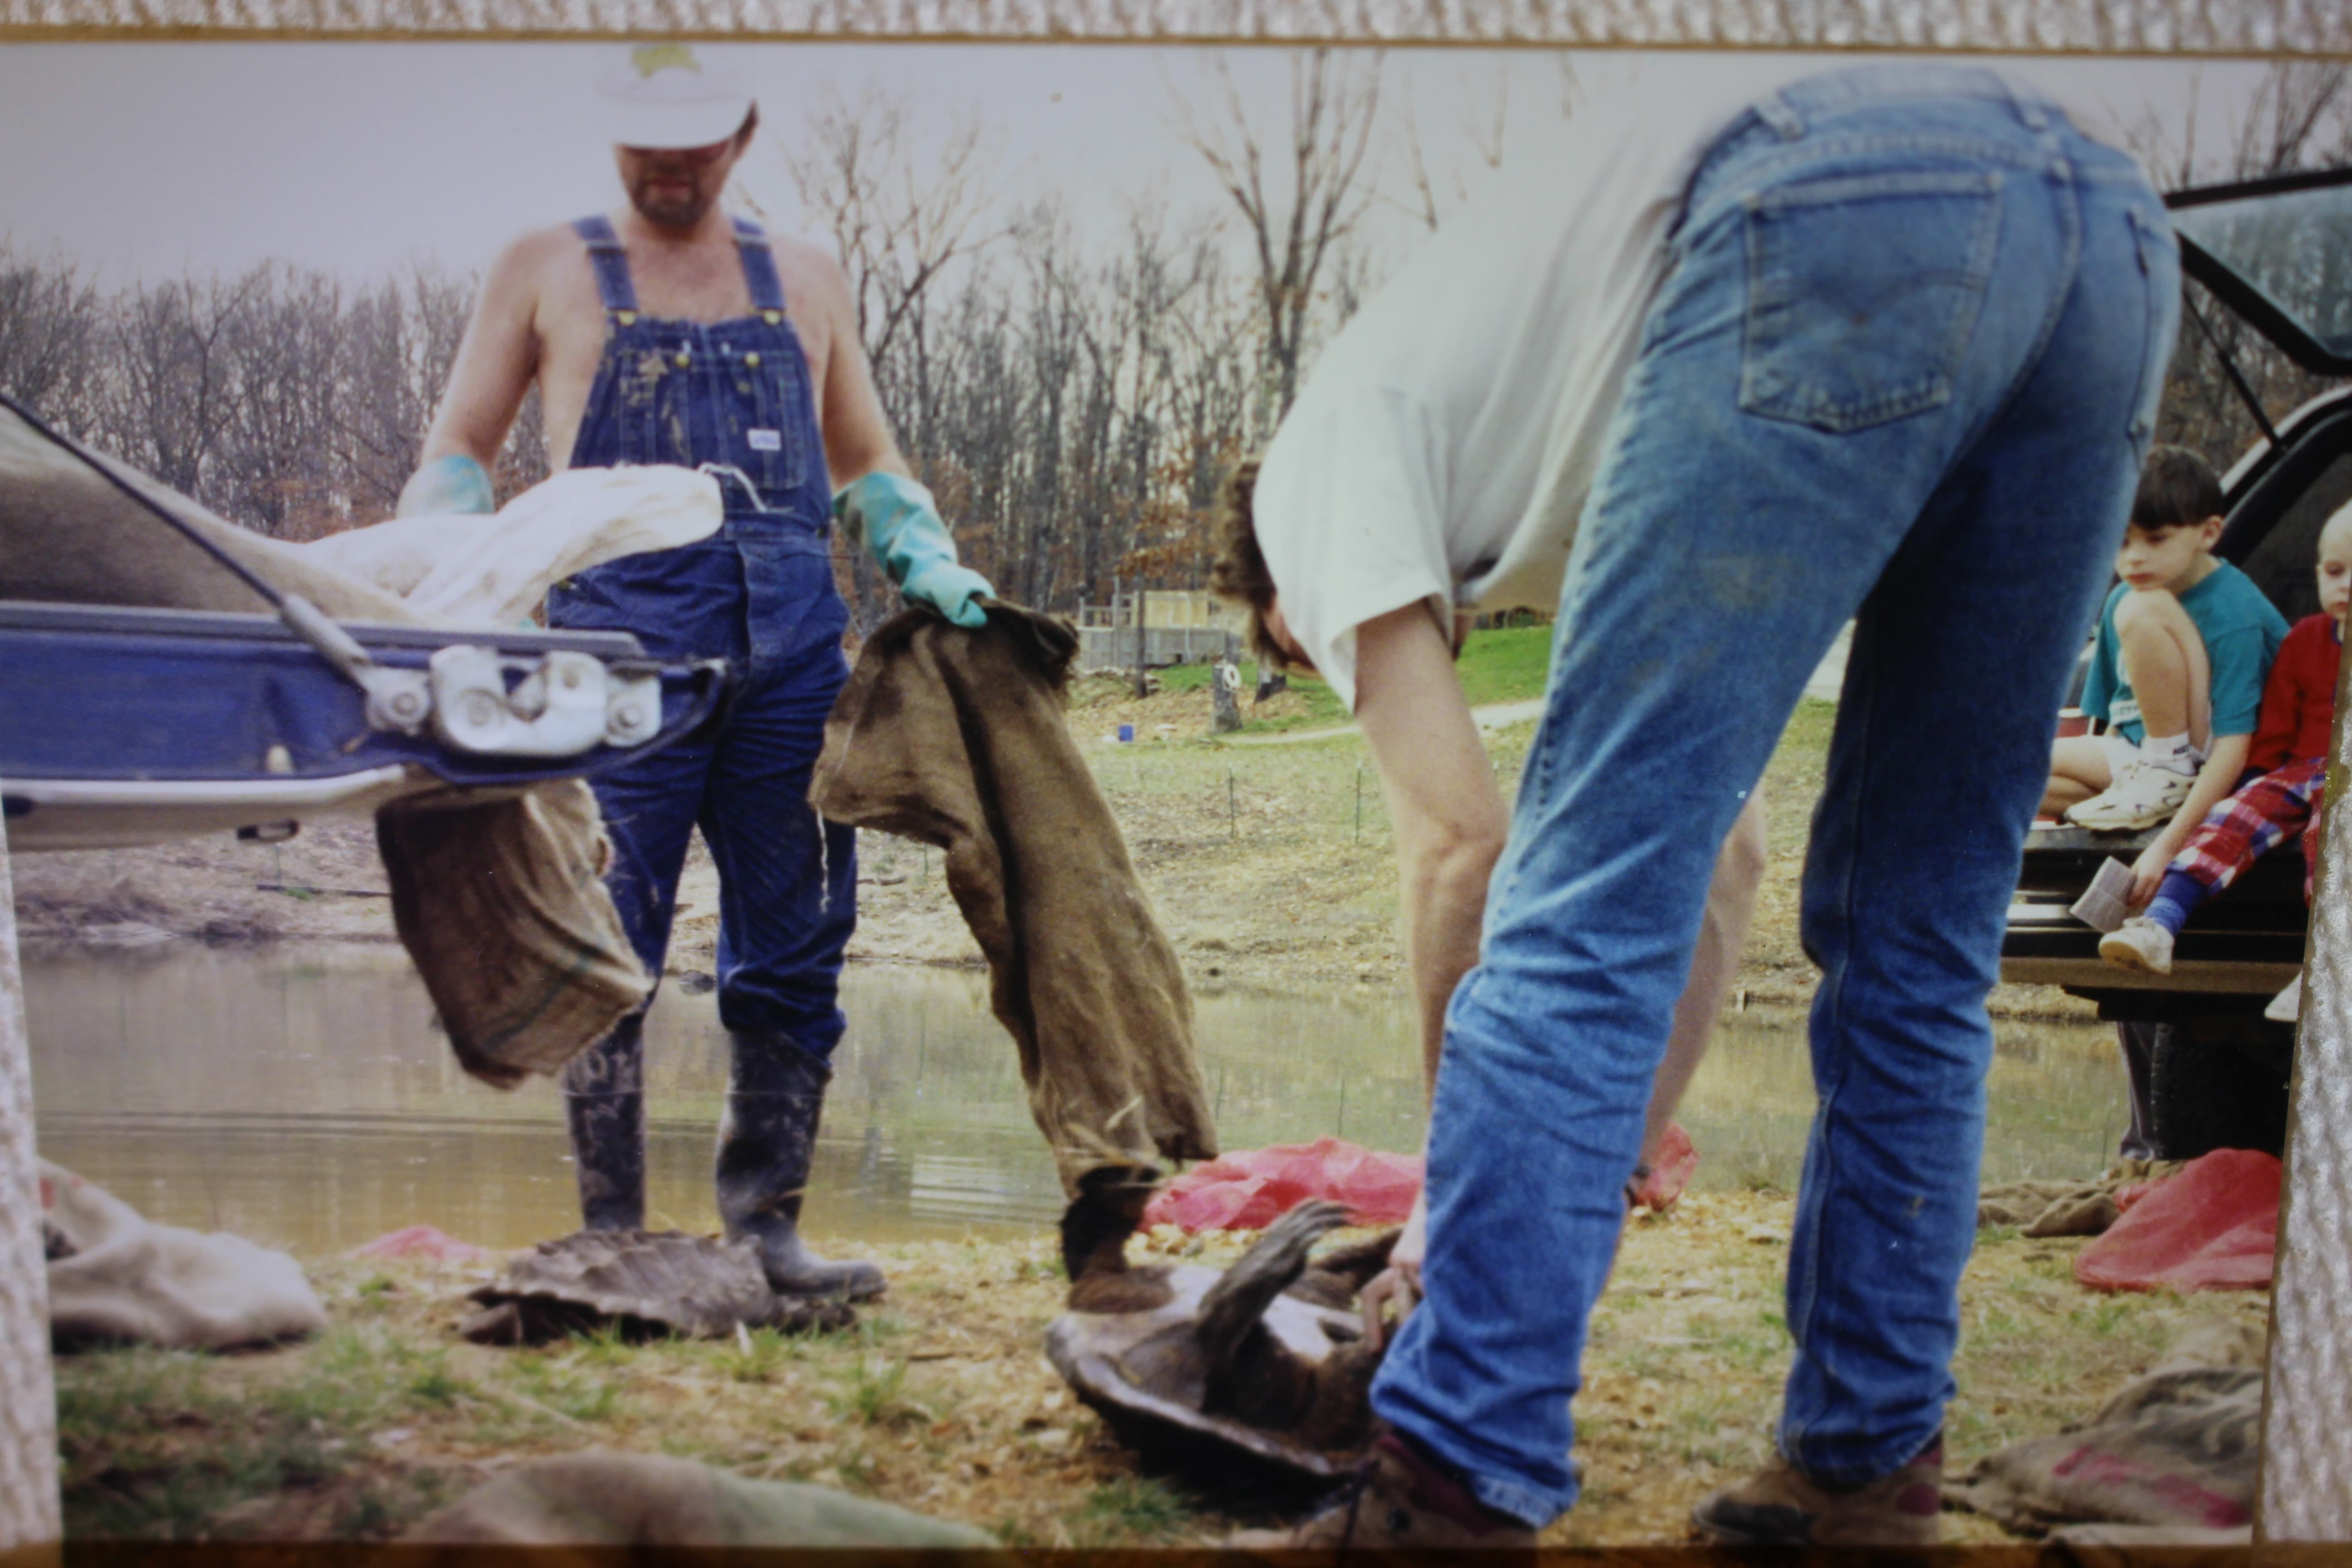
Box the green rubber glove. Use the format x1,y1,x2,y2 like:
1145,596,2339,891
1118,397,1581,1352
396,453,496,518
835,470,994,629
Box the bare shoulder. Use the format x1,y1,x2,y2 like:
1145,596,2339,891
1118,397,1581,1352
764,234,855,318
485,222,591,301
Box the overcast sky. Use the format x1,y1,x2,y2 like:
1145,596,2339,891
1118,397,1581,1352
0,43,2278,289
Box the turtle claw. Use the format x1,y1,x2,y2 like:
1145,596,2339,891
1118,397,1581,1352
1196,1200,1352,1364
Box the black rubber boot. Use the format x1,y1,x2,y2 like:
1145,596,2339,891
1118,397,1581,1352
715,1033,885,1300
561,1014,647,1231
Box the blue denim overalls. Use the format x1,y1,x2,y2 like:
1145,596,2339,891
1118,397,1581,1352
545,215,860,1231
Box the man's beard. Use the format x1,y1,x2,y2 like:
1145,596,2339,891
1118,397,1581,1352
628,171,718,231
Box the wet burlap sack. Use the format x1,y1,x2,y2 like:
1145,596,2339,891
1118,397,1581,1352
4,407,661,1087
377,779,649,1089
40,1160,325,1351
1945,1319,2264,1540
1977,1160,2187,1237
403,1451,996,1546
811,604,1217,1195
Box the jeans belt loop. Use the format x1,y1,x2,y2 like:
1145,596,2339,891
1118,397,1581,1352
2003,76,2053,133
1755,93,1807,142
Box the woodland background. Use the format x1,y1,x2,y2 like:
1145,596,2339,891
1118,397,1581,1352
5,54,2351,632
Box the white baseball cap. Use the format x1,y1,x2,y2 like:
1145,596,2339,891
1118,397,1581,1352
596,44,756,150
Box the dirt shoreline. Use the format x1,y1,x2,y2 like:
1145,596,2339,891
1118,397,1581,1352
9,697,2093,1024
48,1196,2265,1546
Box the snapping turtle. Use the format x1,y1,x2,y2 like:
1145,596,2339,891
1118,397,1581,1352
1046,1199,1397,1480
461,1230,856,1346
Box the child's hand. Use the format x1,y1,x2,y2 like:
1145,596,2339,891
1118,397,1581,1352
2129,838,2176,907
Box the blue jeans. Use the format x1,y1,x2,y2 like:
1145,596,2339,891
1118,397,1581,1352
1369,64,2177,1526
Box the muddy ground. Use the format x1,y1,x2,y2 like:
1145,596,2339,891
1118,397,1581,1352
23,681,2173,1546
49,1197,2266,1546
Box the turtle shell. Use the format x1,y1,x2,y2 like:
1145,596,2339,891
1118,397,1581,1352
461,1229,853,1345
1048,1264,1372,1479
1046,1205,1388,1482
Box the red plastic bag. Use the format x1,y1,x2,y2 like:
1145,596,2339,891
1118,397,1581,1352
1630,1123,1700,1211
2075,1149,2280,1293
348,1225,497,1264
1142,1137,1423,1232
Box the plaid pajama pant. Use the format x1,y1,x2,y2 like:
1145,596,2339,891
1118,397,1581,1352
2172,754,2328,901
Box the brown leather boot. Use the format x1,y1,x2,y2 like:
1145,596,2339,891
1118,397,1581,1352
1228,1433,1538,1551
1690,1436,1943,1546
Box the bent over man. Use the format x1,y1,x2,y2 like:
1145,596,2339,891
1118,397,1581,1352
403,48,992,1299
1222,60,2176,1546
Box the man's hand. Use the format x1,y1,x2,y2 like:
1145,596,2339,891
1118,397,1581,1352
395,453,496,518
1360,1186,1427,1351
836,471,994,628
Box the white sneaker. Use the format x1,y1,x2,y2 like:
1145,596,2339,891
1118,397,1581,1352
2265,970,2303,1024
2100,916,2176,975
2066,760,2195,832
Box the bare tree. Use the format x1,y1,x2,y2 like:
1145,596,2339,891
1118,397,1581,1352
2132,62,2352,470
95,266,270,503
1174,49,1384,417
0,243,103,431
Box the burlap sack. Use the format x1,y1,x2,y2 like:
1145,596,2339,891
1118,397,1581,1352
40,1160,324,1351
403,1451,997,1546
377,779,650,1089
811,605,1217,1195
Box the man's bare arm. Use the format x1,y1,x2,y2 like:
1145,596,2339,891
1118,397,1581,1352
420,234,554,470
801,252,908,490
1354,603,1510,1091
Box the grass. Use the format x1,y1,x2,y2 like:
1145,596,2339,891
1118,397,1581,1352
1152,622,1555,735
54,1326,453,1540
1070,1477,1195,1545
44,1209,2257,1548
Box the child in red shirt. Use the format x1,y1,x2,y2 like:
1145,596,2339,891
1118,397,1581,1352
2101,502,2352,1021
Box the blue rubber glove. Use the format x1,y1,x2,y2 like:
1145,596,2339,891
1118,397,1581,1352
835,470,994,629
396,453,496,518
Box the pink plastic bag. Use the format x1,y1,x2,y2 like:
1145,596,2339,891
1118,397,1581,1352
348,1225,497,1264
1143,1137,1423,1232
2075,1149,2280,1293
1630,1123,1700,1211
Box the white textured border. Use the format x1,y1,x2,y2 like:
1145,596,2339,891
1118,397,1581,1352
0,824,62,1553
0,0,2346,48
2259,662,2352,1540
0,0,2345,1550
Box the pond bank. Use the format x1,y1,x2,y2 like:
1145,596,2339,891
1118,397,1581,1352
49,1196,2264,1546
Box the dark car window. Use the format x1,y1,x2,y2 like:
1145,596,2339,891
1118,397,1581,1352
2224,413,2352,622
2174,180,2352,371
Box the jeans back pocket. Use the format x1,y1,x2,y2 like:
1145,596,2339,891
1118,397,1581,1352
1739,169,2004,434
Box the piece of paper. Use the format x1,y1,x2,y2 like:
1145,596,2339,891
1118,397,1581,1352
2070,856,2139,933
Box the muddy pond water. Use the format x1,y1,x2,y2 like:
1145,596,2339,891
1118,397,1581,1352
24,946,2132,1257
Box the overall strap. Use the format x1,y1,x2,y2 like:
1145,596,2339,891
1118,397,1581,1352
732,216,788,316
573,216,639,315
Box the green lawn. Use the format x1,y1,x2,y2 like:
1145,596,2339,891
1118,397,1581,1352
1158,622,1556,733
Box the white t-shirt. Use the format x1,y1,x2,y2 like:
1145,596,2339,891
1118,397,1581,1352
1252,61,1813,711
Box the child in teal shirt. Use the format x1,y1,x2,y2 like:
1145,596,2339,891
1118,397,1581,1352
2045,448,2288,904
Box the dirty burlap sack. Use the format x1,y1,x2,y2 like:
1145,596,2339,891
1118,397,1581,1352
378,780,649,1088
811,605,1217,1194
1945,1319,2264,1542
405,1451,995,1547
3,410,653,1087
1977,1160,2187,1238
41,1160,326,1351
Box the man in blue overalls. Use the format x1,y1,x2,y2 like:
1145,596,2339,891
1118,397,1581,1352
398,46,991,1299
